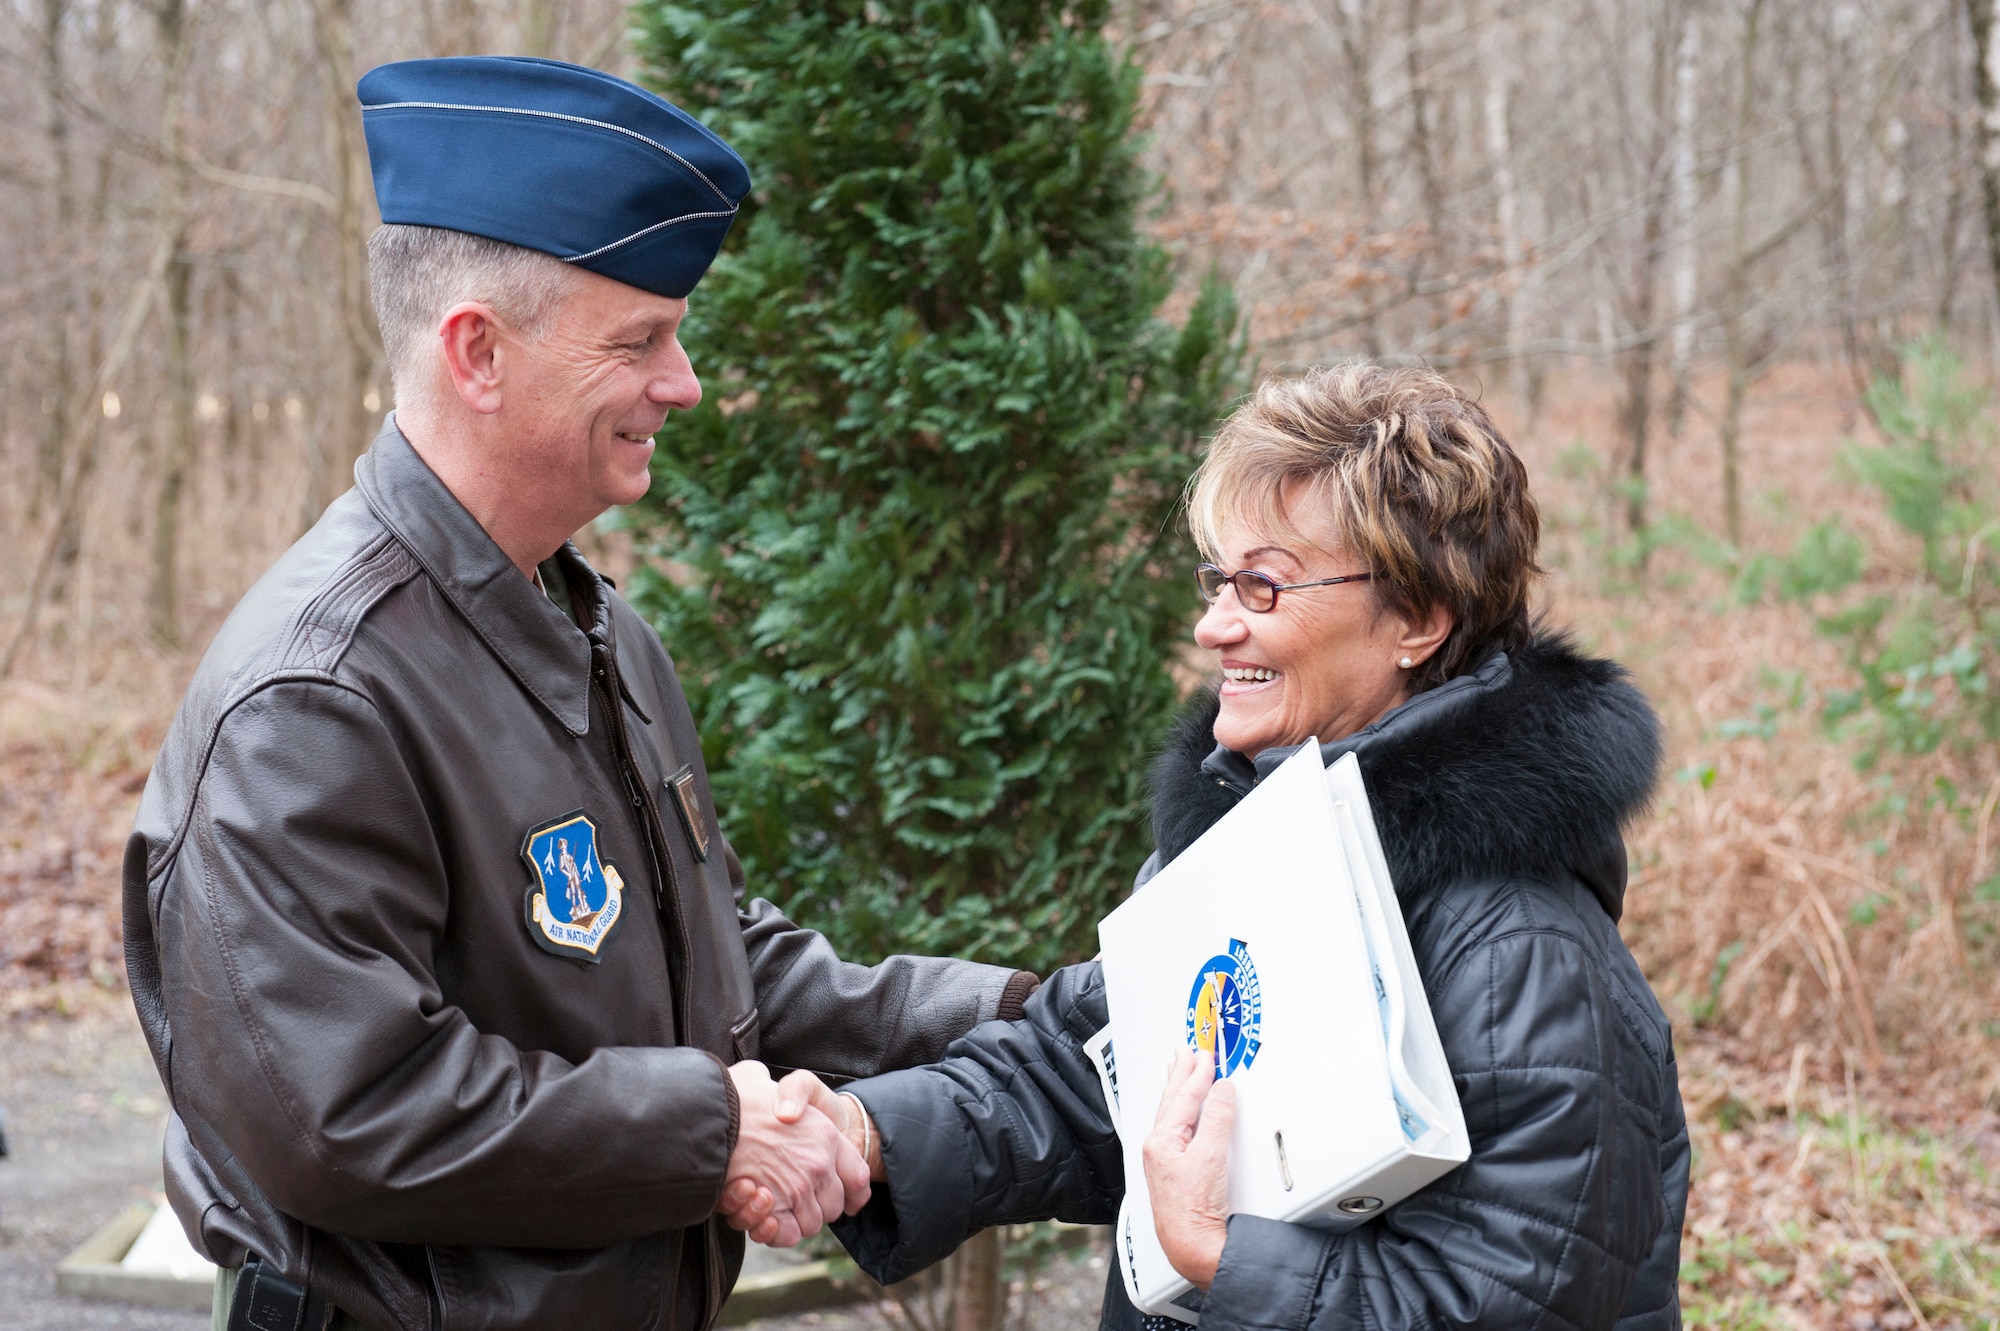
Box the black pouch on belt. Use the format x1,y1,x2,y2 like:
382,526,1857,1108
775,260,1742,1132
227,1256,334,1331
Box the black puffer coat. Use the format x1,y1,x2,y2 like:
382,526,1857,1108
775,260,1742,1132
834,637,1690,1331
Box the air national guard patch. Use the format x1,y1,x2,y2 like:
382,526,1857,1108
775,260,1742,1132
521,811,625,962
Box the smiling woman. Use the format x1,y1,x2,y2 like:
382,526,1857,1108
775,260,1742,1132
816,361,1688,1331
1186,363,1544,752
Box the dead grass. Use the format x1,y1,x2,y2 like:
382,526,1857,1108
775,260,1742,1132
0,360,1995,1324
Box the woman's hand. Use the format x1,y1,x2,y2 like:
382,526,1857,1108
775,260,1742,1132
1142,1049,1237,1289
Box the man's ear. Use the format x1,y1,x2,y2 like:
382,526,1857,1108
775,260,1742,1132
437,301,508,415
1396,602,1454,669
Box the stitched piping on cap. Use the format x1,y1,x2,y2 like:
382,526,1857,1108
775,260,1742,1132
561,208,739,265
362,100,734,206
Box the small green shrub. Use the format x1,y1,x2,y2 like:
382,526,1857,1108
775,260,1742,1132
1748,340,1998,765
626,0,1243,972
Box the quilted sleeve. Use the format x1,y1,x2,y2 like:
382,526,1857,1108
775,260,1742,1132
830,960,1123,1284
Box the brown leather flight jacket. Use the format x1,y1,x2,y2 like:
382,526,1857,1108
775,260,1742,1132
123,420,1033,1330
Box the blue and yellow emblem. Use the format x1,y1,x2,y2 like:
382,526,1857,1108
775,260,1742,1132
521,811,625,962
1185,938,1264,1077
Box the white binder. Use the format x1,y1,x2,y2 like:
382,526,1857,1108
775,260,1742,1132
1090,744,1468,1323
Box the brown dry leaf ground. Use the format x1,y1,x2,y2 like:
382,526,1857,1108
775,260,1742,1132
1675,1040,2000,1330
0,678,169,1017
2,362,1996,1326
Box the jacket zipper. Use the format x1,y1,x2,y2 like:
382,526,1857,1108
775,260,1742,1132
592,653,691,1030
592,648,725,1329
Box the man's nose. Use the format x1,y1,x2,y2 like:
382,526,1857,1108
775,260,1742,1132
648,343,702,411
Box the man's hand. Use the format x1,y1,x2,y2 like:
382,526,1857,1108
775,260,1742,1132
717,1063,870,1247
1142,1049,1235,1289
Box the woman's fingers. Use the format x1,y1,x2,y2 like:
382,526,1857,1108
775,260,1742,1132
1187,1078,1237,1169
1142,1049,1220,1181
1142,1062,1234,1291
1153,1047,1215,1143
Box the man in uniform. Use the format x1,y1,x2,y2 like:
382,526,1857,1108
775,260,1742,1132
122,56,1037,1331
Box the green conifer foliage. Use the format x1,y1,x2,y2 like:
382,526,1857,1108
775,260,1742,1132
628,0,1241,972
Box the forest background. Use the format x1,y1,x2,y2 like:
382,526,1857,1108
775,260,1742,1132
2,0,1998,1327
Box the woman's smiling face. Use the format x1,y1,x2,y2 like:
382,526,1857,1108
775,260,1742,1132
1194,495,1448,757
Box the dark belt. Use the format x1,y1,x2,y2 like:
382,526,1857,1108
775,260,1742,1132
227,1257,335,1331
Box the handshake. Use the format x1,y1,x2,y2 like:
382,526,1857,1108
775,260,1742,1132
718,1062,881,1247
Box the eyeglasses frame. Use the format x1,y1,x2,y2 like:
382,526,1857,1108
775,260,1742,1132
1195,563,1375,613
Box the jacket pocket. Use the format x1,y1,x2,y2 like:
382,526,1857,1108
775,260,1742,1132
729,1007,760,1063
427,1236,667,1331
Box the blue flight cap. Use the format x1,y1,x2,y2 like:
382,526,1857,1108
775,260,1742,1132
358,56,750,300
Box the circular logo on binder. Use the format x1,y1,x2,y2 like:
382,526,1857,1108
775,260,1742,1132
1185,938,1263,1077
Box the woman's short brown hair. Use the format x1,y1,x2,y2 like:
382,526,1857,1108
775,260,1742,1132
1188,363,1542,692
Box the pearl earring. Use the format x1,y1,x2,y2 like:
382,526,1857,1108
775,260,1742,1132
1399,656,1414,669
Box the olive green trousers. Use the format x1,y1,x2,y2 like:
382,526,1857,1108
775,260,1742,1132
211,1265,370,1331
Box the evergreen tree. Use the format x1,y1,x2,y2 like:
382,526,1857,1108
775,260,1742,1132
628,0,1241,974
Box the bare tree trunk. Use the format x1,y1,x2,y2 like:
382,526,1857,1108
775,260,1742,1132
145,0,195,647
1334,0,1383,355
1336,0,1379,206
1968,0,2000,318
1664,5,1702,437
1618,204,1665,548
53,14,122,621
1618,315,1659,546
949,1228,1004,1331
35,0,74,511
1404,0,1444,243
1940,3,1971,329
1615,0,1676,551
1817,10,1890,402
1483,31,1533,420
304,0,381,525
219,271,242,495
37,0,93,617
150,236,197,646
1716,0,1766,550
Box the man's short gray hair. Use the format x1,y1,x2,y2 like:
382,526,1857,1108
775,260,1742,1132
368,225,583,396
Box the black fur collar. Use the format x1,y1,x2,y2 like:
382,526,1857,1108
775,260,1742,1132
1148,633,1661,920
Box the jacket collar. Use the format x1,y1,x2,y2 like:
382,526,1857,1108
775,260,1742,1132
353,416,596,736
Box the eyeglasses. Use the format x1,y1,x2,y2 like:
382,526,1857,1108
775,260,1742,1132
1195,563,1374,613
